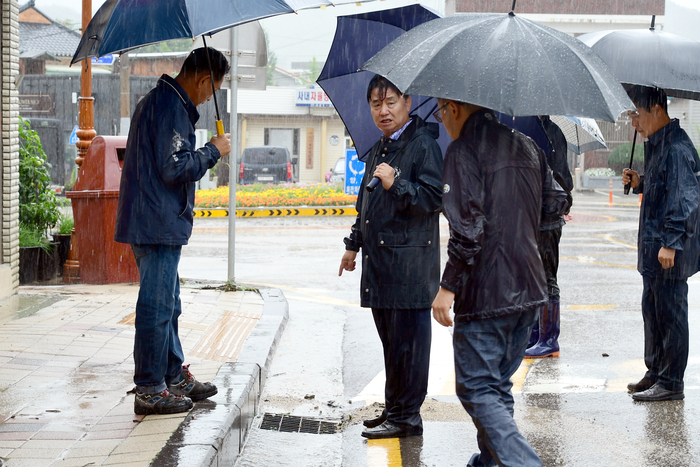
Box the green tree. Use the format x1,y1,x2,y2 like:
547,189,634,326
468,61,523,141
303,56,322,85
18,117,67,236
264,30,277,86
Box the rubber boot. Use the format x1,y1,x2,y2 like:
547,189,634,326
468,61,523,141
527,308,540,349
524,300,560,358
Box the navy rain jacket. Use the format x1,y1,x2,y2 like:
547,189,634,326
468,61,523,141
633,119,700,279
115,74,220,246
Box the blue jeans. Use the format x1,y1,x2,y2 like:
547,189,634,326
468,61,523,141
454,309,541,467
131,244,185,395
642,276,689,392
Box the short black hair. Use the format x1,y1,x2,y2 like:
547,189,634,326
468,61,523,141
366,74,408,103
179,47,230,83
626,85,668,113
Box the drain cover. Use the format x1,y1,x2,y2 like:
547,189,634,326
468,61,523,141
260,413,339,435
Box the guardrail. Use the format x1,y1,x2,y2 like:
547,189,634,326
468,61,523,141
193,206,357,218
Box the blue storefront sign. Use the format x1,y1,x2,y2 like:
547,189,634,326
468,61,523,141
344,148,365,196
92,54,115,65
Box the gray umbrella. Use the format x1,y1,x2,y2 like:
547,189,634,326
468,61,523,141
360,12,633,122
578,17,700,101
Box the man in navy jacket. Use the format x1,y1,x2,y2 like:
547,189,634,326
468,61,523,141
115,48,231,415
622,85,700,402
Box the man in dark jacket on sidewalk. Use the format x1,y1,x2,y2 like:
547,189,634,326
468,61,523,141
622,85,700,402
339,75,443,439
432,99,568,467
115,48,231,415
525,115,574,358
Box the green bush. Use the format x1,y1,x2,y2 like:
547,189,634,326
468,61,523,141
19,225,51,252
19,117,67,236
56,214,74,235
608,142,643,166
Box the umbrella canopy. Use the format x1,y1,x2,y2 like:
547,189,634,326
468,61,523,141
578,21,700,101
317,4,450,161
72,0,375,64
550,115,606,154
361,13,633,122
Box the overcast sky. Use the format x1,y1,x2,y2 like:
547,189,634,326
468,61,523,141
29,0,700,69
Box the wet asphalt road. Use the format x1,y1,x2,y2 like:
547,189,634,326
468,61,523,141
179,189,700,466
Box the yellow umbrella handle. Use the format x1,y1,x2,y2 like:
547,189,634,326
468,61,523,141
216,120,224,136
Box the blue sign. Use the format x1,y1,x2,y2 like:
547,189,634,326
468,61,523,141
69,125,78,145
344,148,365,196
92,54,115,65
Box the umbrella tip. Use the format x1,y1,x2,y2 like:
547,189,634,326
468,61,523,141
509,0,516,15
650,14,656,30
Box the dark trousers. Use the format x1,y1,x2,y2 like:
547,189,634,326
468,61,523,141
538,226,562,300
454,309,542,467
131,244,185,395
371,308,431,430
642,276,689,392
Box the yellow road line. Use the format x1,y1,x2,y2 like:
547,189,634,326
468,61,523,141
367,438,402,467
567,304,617,311
598,234,637,250
560,256,636,269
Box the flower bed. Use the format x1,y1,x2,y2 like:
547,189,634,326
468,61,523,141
195,183,357,208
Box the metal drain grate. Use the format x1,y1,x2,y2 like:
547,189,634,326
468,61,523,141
260,413,339,435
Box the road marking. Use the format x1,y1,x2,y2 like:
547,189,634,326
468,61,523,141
560,255,637,269
367,438,402,466
598,234,637,250
246,282,359,307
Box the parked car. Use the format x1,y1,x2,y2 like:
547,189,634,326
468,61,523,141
239,146,297,184
329,157,345,184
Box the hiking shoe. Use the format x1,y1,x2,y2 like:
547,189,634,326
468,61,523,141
169,364,218,402
134,389,193,415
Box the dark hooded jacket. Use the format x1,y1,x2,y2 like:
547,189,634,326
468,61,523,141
344,116,443,309
633,119,700,279
440,109,568,322
115,74,220,245
540,115,573,230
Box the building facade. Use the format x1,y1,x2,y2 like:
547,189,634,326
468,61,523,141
1,0,21,298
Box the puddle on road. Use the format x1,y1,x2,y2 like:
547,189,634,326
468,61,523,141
0,294,62,321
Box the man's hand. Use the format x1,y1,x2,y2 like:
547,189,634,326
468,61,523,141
339,250,357,276
432,287,455,327
658,247,675,269
373,163,395,191
210,133,231,157
622,168,640,189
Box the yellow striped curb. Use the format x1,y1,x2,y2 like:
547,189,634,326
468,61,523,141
193,206,357,218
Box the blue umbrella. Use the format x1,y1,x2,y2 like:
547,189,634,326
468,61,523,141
317,5,452,162
71,0,376,64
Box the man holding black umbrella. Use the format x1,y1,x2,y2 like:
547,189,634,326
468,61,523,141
115,48,231,415
622,85,700,402
339,75,443,439
431,98,567,466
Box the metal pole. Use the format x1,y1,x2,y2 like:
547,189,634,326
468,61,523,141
227,27,239,282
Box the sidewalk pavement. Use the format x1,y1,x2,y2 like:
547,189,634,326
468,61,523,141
0,282,288,467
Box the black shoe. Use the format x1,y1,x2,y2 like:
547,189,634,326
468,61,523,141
363,413,387,428
134,389,193,415
627,377,654,393
632,383,684,402
361,421,422,439
467,453,481,467
169,364,218,402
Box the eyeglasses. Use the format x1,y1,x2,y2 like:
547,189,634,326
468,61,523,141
628,109,640,119
433,102,449,123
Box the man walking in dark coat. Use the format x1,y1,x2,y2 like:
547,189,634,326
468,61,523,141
432,99,568,467
339,75,443,439
525,115,574,358
115,48,231,415
622,85,700,402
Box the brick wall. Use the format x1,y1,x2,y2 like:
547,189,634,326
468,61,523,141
455,0,664,15
1,0,20,293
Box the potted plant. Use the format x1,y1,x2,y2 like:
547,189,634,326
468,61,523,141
19,225,51,284
52,214,73,277
19,117,67,283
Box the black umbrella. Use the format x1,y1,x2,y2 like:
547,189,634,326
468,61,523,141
578,16,700,193
578,16,700,101
360,11,633,122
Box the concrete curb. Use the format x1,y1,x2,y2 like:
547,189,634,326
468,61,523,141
151,287,289,467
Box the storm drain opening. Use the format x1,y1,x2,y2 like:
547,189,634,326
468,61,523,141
260,413,339,435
